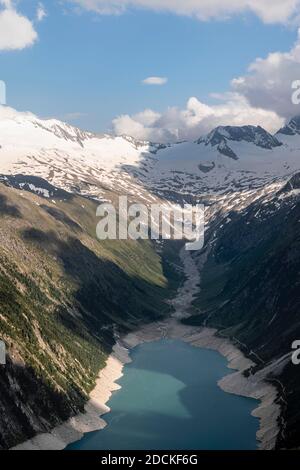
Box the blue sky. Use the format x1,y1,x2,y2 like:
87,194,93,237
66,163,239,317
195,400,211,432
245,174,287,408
0,1,300,140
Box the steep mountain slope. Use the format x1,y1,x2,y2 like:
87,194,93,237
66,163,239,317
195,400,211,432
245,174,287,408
185,173,300,448
0,181,182,449
277,115,300,137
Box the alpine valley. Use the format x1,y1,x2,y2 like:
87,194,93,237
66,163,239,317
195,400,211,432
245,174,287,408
1,109,300,449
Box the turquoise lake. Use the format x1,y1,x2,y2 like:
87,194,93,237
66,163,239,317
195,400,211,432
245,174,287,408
67,339,259,450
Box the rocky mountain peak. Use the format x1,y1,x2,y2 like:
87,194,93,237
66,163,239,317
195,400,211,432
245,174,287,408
197,125,282,150
276,115,300,136
277,172,300,196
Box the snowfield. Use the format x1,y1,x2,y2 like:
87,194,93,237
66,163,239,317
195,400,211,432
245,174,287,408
0,112,300,200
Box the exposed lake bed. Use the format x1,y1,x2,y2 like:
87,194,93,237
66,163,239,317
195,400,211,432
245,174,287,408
67,337,260,450
12,318,280,451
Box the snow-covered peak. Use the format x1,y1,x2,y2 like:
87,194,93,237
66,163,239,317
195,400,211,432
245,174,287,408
197,125,282,150
30,119,96,147
0,111,157,200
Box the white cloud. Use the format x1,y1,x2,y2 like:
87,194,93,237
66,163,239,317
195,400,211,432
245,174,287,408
68,0,300,25
232,29,300,118
36,3,47,22
112,93,283,142
0,1,38,51
114,25,300,142
142,77,168,86
0,104,35,120
113,113,174,142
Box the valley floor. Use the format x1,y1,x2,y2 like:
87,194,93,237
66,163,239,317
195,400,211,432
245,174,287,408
13,249,280,451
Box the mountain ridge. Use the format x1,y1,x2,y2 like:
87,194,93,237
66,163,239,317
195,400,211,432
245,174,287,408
1,110,300,202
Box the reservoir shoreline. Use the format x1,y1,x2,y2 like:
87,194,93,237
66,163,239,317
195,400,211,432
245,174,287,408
12,320,280,451
12,250,281,451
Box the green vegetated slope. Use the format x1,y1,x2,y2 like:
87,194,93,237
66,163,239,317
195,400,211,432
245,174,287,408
185,174,300,448
0,182,182,449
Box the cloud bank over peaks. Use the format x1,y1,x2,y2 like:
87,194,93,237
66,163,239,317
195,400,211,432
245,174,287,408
113,29,300,143
112,94,284,143
232,28,300,118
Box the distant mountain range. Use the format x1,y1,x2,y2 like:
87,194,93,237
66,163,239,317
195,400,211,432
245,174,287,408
0,116,300,199
1,113,300,201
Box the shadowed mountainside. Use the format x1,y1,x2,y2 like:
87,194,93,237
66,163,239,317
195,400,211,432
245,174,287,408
0,182,183,449
185,174,300,448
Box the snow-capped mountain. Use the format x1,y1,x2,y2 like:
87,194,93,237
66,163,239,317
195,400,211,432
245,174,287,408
197,125,282,150
277,115,300,136
140,120,300,197
0,113,160,200
1,111,300,201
